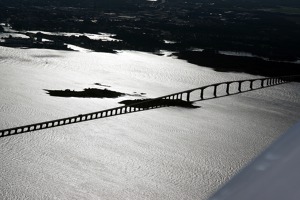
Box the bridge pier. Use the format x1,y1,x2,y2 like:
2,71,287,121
213,85,218,97
261,79,264,87
226,83,230,94
186,92,191,102
250,80,253,90
200,88,204,100
238,81,242,92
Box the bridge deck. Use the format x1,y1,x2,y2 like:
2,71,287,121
0,75,299,138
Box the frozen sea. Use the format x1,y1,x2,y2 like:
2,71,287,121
0,46,299,200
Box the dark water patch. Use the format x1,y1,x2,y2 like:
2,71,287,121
119,98,199,108
45,88,125,98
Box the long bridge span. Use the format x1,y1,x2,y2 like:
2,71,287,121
0,75,299,138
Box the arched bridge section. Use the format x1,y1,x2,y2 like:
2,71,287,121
0,75,299,138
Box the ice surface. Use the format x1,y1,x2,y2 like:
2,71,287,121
0,46,299,199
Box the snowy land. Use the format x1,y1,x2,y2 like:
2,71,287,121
0,45,299,200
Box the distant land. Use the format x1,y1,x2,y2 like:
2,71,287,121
0,0,299,76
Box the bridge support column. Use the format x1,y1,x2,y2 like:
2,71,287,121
238,82,242,92
261,79,264,87
186,92,190,102
200,88,204,100
214,85,217,97
226,83,230,94
250,81,253,90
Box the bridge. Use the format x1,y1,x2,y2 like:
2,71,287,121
0,75,299,138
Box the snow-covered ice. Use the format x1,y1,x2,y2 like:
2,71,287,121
0,46,299,199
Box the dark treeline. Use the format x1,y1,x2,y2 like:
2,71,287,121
1,0,300,76
175,50,300,77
